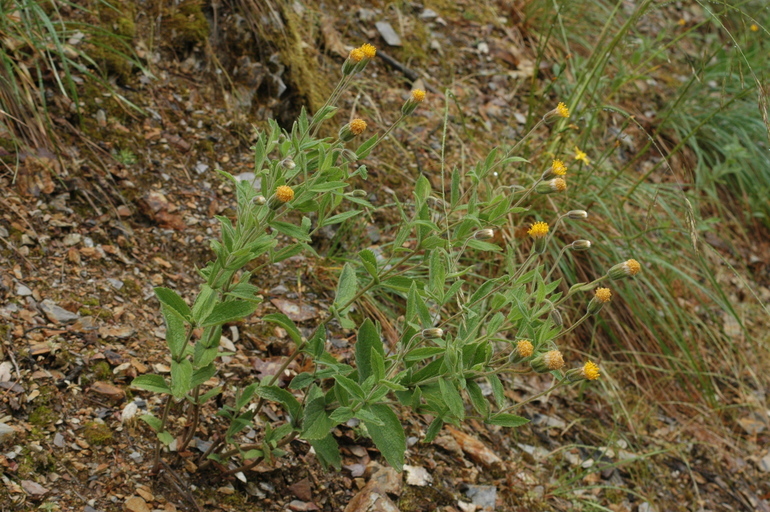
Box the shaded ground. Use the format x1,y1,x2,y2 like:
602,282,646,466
1,1,770,511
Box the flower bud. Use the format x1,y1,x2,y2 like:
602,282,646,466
281,157,296,170
528,221,549,254
542,159,567,180
544,102,570,121
608,259,641,280
549,308,563,327
509,339,534,364
339,119,367,142
570,240,592,251
253,195,267,205
530,350,565,373
587,287,612,315
421,328,444,339
536,178,567,194
567,210,587,220
402,88,426,116
349,189,368,198
473,229,495,240
268,186,294,209
566,361,601,382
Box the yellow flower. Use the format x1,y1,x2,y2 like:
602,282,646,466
582,361,600,380
545,350,565,370
516,339,534,358
527,221,549,238
360,43,377,59
750,24,759,32
677,18,686,27
556,102,570,118
551,159,567,176
350,118,367,135
411,89,426,102
608,258,642,280
349,48,365,63
574,146,590,164
595,287,612,303
275,186,294,203
551,178,566,192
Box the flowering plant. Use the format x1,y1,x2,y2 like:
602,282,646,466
131,44,641,477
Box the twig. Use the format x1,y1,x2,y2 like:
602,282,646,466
376,50,439,94
160,459,203,512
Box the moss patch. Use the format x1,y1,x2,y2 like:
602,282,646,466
83,421,113,446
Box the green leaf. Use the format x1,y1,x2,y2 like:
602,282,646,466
356,319,384,384
190,363,217,388
200,301,258,327
355,406,385,426
270,220,311,242
139,413,163,432
310,181,349,193
271,243,306,264
414,175,431,206
355,135,378,159
256,386,302,423
334,263,357,311
466,239,503,252
262,313,303,345
362,404,405,471
192,285,217,323
438,377,465,419
161,305,188,360
359,249,378,280
154,287,192,320
302,396,333,440
198,386,222,403
329,407,355,424
132,374,171,394
379,380,408,392
333,375,365,401
157,431,174,446
306,327,326,359
289,372,315,390
236,382,260,410
488,374,505,408
424,416,444,443
321,210,362,227
310,434,342,470
404,347,445,362
466,380,489,418
171,359,193,399
488,414,530,428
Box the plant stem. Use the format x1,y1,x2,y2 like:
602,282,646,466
152,396,173,472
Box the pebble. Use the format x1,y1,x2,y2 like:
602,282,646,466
465,485,497,510
637,503,656,512
107,278,124,290
40,299,80,324
759,454,770,472
0,423,15,444
16,284,32,296
123,496,150,512
63,233,82,246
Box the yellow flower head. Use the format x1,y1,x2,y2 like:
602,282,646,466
582,361,600,380
595,287,612,303
556,102,570,118
528,221,549,238
750,24,759,32
360,43,377,59
551,159,567,176
275,185,294,203
574,146,590,164
411,89,426,103
517,339,534,358
350,118,367,135
624,259,641,276
677,18,686,27
550,178,567,192
545,350,565,371
349,47,365,63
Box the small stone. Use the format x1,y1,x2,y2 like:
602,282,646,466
107,278,124,290
404,465,432,486
637,503,656,512
16,284,32,296
419,8,438,19
90,381,125,400
21,480,49,496
289,478,313,502
124,496,151,512
375,21,402,46
759,454,770,472
96,109,107,127
40,299,80,324
465,485,496,510
446,427,502,467
0,423,16,444
63,233,82,246
53,432,65,448
287,501,319,512
129,451,143,463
